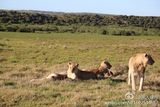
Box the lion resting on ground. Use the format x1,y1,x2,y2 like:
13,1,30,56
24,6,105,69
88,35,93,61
128,53,155,91
67,60,113,80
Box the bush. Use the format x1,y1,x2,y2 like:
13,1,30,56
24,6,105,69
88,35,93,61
0,25,6,31
111,31,117,35
6,25,19,32
45,26,58,32
111,30,136,36
101,29,109,35
17,26,35,32
58,27,74,33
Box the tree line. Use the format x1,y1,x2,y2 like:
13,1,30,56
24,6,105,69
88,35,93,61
0,10,160,28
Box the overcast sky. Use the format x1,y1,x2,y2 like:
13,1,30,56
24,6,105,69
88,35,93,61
0,0,160,16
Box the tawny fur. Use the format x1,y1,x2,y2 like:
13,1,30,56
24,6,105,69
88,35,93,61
128,53,154,91
46,72,67,80
67,60,112,80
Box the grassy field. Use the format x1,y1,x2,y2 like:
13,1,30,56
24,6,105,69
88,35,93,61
0,32,160,107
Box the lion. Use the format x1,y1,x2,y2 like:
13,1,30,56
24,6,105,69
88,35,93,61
128,53,155,91
67,60,112,80
31,60,112,81
91,60,113,78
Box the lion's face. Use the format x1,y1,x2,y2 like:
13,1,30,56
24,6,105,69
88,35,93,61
67,62,79,73
101,60,112,69
144,54,155,65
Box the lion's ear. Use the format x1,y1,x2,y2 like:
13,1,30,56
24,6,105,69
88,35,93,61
144,53,148,57
76,63,79,67
68,62,71,66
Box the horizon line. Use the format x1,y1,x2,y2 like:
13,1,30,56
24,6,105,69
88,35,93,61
0,8,160,17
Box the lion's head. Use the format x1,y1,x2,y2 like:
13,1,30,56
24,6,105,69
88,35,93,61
67,62,79,79
67,62,79,72
144,53,155,65
99,60,112,70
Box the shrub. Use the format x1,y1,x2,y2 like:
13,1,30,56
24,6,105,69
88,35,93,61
59,28,74,33
6,25,19,32
0,25,6,31
45,26,58,32
101,29,109,35
111,30,136,36
17,26,35,32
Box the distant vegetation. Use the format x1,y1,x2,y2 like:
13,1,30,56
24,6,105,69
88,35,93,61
0,10,160,35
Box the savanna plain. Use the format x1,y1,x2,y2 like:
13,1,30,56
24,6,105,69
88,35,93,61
0,32,160,107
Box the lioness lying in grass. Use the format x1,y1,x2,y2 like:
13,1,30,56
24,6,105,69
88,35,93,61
67,60,113,80
46,60,112,80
